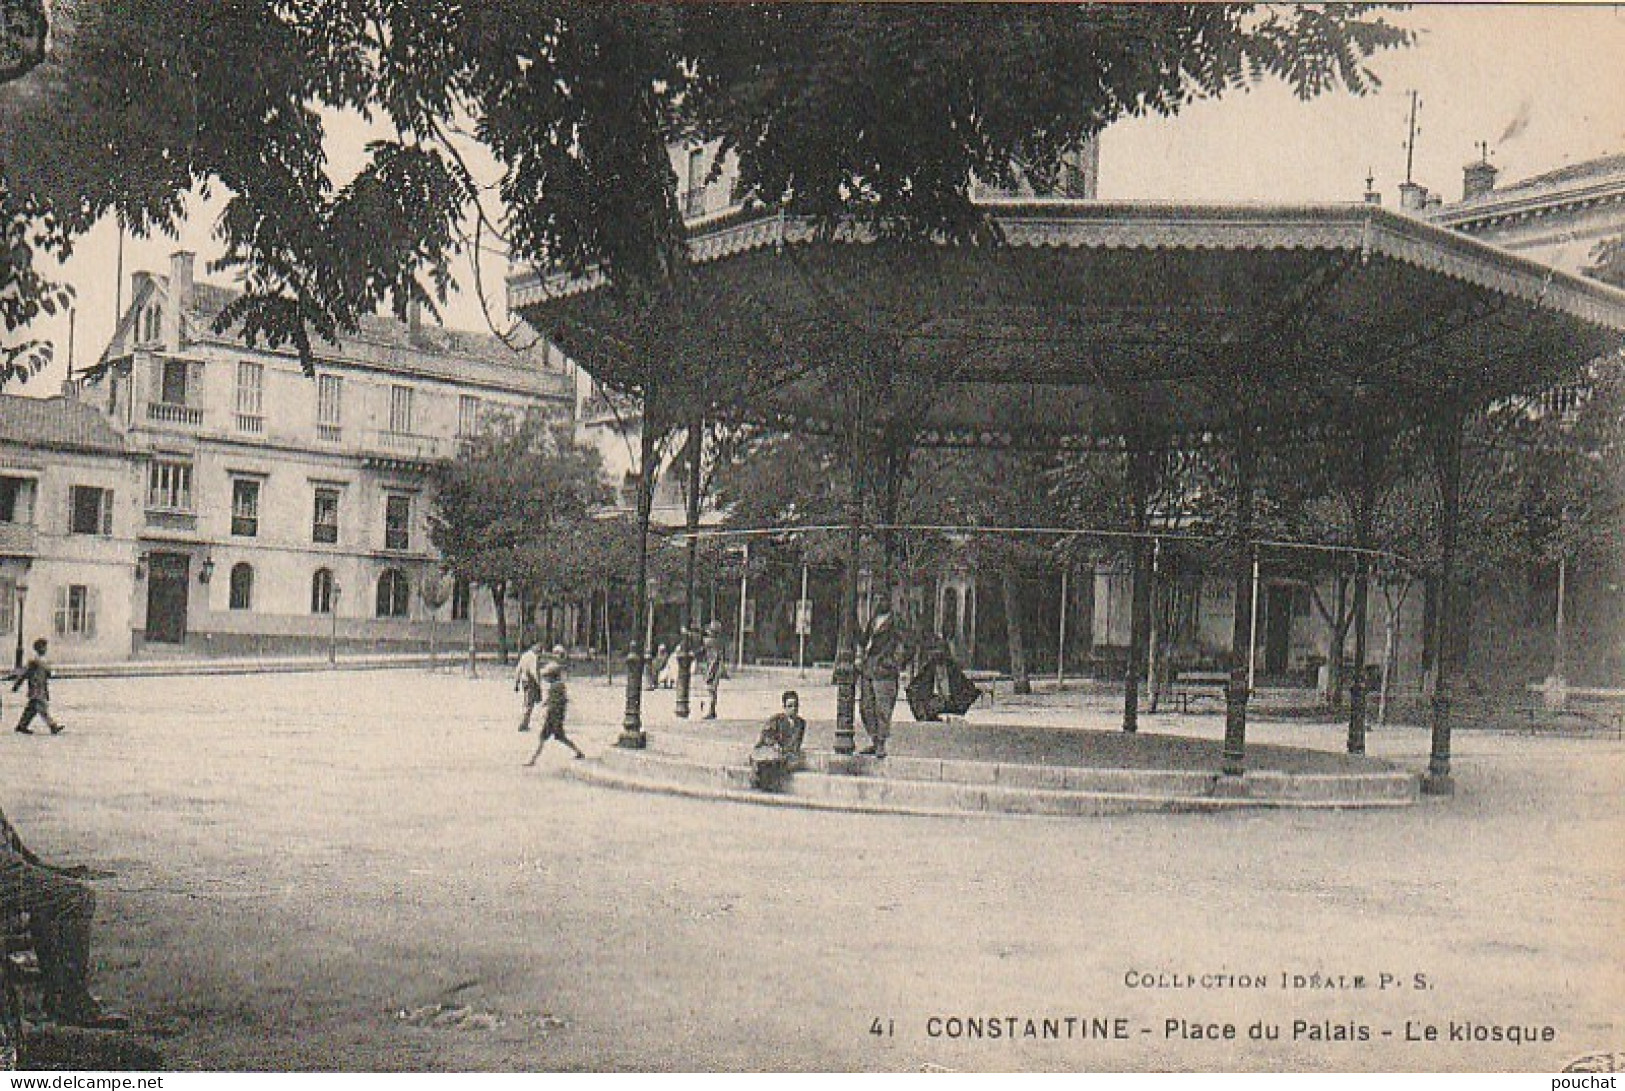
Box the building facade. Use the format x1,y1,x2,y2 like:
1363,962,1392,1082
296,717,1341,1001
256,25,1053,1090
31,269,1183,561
0,395,138,663
2,251,573,662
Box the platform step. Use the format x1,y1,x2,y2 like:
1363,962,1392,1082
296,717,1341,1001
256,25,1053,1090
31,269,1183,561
584,743,1416,816
634,731,1417,804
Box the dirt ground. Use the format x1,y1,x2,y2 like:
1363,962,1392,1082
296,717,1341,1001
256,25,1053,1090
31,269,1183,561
3,664,1620,1072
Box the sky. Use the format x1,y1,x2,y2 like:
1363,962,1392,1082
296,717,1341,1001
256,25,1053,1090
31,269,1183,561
15,3,1625,397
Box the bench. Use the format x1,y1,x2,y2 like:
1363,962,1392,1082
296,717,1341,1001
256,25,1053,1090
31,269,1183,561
0,913,39,1069
1170,671,1231,714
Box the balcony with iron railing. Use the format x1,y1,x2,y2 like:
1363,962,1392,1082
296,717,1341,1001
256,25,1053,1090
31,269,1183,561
144,508,198,532
360,429,449,465
146,401,204,426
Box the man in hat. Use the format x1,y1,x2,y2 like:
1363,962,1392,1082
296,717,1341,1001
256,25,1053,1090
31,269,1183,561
857,594,902,758
701,621,726,720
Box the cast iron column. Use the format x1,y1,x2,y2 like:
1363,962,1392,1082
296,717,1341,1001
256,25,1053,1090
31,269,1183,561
617,409,658,749
1347,435,1378,755
1423,409,1465,795
833,417,864,756
674,419,703,718
1223,424,1257,777
1123,447,1155,733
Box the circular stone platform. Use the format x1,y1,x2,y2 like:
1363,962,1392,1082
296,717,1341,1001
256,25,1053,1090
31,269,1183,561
564,718,1419,817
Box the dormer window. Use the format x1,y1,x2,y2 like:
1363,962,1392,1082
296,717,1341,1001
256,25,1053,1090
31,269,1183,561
140,305,161,344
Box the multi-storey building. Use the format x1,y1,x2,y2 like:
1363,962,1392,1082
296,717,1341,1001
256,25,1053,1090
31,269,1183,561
0,393,138,662
47,250,574,659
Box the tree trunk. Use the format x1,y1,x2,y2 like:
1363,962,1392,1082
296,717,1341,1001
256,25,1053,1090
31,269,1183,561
492,581,510,664
1312,574,1352,710
1001,568,1032,694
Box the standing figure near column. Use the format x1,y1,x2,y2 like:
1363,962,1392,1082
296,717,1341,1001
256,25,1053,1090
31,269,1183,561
701,620,726,720
857,594,902,758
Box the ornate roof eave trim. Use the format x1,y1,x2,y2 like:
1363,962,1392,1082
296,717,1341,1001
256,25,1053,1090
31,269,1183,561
179,330,572,397
510,202,1625,334
1433,177,1625,229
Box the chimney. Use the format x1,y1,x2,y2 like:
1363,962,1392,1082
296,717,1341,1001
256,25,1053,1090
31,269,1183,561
1462,157,1498,201
407,296,423,339
59,380,80,402
1362,170,1382,206
1397,181,1429,212
163,250,195,351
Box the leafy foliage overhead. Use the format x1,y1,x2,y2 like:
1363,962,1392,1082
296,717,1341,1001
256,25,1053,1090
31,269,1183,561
1,2,1410,383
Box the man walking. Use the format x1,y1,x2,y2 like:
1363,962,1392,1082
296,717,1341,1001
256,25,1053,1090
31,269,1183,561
857,595,902,758
12,637,62,735
514,639,543,732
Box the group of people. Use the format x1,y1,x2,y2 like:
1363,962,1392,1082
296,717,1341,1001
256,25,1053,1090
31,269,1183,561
642,621,728,718
513,594,977,788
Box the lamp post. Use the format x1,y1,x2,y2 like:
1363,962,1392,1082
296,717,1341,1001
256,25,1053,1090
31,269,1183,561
12,576,27,670
328,582,342,666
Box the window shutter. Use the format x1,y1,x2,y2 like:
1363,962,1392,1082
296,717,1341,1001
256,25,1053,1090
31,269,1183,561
100,490,113,535
188,361,206,403
53,585,67,636
85,586,99,639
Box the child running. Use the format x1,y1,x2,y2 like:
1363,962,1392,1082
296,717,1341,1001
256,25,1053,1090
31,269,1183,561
524,660,585,765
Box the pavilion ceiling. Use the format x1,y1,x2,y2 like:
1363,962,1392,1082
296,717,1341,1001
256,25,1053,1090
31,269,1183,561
510,202,1625,448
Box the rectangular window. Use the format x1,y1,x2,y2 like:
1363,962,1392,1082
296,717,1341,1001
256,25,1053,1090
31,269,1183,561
147,461,193,511
68,486,113,535
235,361,265,432
312,487,340,544
53,584,98,639
235,362,264,416
161,359,188,405
317,374,343,438
684,147,707,217
458,395,481,437
450,576,470,622
0,477,26,523
384,493,410,551
231,478,261,537
389,385,414,434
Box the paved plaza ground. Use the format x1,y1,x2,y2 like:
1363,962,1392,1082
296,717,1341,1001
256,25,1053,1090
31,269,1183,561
2,662,1620,1071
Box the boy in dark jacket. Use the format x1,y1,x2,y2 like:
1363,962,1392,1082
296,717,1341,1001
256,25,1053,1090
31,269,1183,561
12,638,61,735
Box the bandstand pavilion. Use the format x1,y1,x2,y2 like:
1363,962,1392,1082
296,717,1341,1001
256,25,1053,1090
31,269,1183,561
510,201,1625,794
